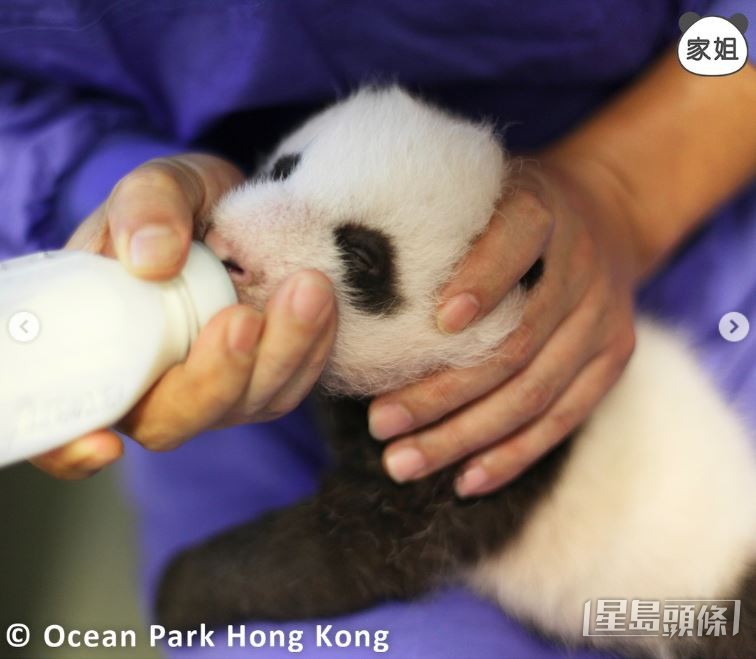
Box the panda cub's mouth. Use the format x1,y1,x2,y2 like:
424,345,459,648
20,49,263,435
222,258,245,277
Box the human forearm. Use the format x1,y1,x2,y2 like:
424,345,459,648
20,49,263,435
543,48,756,281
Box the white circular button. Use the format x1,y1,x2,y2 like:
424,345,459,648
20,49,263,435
718,311,749,343
8,311,40,343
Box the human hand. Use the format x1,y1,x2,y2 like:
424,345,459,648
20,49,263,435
369,153,640,497
32,154,336,479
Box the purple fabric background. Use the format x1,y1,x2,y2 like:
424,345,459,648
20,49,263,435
0,1,754,657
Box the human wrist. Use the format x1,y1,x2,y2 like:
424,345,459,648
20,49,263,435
535,146,650,286
534,52,756,287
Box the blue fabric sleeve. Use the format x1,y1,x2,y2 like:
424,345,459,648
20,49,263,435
0,75,179,259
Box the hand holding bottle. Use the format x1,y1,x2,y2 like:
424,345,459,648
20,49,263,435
31,154,337,479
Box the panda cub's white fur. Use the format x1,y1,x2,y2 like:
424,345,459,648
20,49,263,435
205,87,756,657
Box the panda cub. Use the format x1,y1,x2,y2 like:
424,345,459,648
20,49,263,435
157,87,755,659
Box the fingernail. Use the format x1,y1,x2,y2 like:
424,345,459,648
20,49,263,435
129,224,183,271
437,293,480,334
290,274,332,324
228,308,261,355
455,465,489,497
71,438,113,473
67,438,99,465
369,403,413,440
385,446,426,482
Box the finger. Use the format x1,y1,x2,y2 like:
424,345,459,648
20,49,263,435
436,188,554,333
66,206,112,254
106,155,243,279
369,264,570,440
242,270,335,414
381,287,604,482
118,304,263,450
454,352,626,497
260,309,338,420
30,430,124,480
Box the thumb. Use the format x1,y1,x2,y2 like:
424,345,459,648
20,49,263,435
104,154,243,280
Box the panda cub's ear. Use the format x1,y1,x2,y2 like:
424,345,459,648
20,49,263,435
270,153,301,181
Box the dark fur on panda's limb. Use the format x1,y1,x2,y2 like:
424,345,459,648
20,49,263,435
156,396,572,630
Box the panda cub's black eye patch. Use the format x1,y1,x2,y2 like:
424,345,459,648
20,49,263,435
335,222,402,315
270,153,301,181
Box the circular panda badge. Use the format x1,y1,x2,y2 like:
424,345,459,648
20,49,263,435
678,12,749,76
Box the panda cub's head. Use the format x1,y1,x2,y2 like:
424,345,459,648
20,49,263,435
205,87,526,396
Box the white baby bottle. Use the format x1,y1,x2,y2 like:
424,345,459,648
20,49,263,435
0,242,237,467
